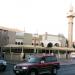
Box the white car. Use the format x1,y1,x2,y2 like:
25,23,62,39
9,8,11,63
70,52,75,58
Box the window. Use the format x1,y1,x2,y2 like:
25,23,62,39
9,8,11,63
45,56,57,62
47,42,53,47
28,57,40,63
41,42,44,47
18,42,20,45
15,42,17,45
21,42,23,45
11,48,22,53
54,43,59,47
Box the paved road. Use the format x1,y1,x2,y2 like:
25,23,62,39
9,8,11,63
0,62,75,75
0,64,14,75
58,65,75,75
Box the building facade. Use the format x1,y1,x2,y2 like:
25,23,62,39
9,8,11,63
0,26,16,47
32,34,40,46
0,26,67,48
8,31,16,44
40,32,67,47
16,32,33,45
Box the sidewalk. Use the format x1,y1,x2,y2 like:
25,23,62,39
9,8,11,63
58,59,75,66
7,60,22,65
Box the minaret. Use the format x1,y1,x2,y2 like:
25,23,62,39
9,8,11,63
67,5,75,47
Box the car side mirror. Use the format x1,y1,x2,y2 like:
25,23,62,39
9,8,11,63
41,60,45,64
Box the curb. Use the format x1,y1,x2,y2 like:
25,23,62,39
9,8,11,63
60,64,75,68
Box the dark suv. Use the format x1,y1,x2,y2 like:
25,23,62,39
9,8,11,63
13,54,60,75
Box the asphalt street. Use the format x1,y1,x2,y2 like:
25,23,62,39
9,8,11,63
0,63,75,75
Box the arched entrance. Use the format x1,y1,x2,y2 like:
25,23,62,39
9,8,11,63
47,42,53,47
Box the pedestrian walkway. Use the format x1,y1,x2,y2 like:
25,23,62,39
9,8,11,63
6,60,22,65
59,59,75,66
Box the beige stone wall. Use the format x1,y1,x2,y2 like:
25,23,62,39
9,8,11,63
16,32,32,45
23,33,32,45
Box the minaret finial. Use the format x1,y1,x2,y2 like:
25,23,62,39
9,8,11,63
69,0,73,12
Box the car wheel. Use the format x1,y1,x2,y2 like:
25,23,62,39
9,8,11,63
2,67,6,71
29,70,38,75
15,74,20,75
51,68,57,75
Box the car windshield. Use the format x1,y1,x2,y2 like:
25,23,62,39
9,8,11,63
27,57,40,63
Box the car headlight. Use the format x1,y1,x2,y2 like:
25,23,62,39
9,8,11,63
22,67,28,69
3,61,7,65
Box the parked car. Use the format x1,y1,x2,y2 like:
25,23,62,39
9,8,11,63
0,56,7,71
13,54,60,75
70,52,75,58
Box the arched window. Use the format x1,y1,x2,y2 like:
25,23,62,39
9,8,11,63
18,42,20,45
21,42,23,45
47,42,53,47
15,42,17,45
36,43,38,45
54,43,59,47
32,43,33,45
41,42,44,47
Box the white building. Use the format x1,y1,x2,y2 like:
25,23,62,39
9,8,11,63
40,32,67,47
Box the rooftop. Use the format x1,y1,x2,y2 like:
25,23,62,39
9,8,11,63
0,26,22,32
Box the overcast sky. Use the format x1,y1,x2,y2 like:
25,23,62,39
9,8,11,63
0,0,75,40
